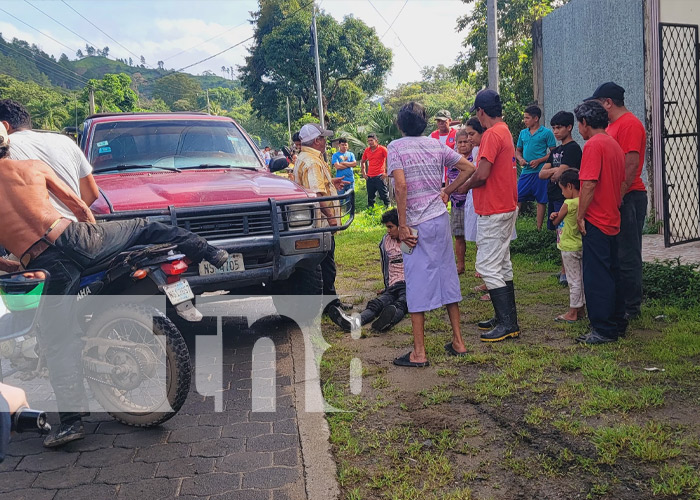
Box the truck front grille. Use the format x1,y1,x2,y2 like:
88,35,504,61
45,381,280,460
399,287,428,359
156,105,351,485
176,211,275,239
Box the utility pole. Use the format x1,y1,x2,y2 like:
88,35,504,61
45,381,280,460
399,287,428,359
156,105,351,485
286,96,292,144
312,6,325,129
88,87,95,115
206,89,211,114
487,0,499,92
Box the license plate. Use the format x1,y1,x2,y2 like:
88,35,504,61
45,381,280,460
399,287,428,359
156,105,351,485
163,280,194,305
198,253,245,275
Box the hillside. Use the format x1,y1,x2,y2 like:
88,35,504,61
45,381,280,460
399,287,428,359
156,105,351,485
0,34,238,93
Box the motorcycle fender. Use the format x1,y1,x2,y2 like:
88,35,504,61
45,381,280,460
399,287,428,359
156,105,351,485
175,300,203,322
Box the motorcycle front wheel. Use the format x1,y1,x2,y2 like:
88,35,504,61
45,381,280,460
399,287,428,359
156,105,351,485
83,304,191,427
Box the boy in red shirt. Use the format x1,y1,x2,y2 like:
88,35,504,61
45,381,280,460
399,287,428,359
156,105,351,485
574,100,627,344
361,133,390,208
587,82,647,320
445,89,520,342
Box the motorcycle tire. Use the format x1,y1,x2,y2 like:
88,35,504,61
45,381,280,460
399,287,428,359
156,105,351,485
84,304,191,427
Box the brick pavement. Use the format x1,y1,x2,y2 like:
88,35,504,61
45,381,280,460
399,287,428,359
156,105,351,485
0,317,307,500
643,234,700,264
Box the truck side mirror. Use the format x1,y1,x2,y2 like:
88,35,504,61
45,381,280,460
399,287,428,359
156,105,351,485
269,156,290,173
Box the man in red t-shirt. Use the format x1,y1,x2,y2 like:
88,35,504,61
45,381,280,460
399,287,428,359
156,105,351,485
587,82,647,320
574,100,627,344
446,89,520,343
361,133,390,208
430,109,457,185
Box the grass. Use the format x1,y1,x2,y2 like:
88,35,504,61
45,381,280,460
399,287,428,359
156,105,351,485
323,207,700,500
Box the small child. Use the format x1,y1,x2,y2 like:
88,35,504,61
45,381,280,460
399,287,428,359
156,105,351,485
358,208,407,332
549,168,585,322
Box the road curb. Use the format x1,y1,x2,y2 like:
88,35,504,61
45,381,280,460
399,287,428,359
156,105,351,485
290,323,340,500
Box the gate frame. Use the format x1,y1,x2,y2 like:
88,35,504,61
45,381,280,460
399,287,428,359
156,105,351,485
658,22,700,247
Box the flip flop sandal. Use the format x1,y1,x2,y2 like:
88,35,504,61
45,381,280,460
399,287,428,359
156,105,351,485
479,293,491,302
473,284,488,293
474,272,482,278
444,342,467,356
554,315,577,324
393,352,429,367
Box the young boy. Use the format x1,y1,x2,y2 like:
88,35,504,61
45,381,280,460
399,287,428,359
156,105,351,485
358,208,407,332
549,169,585,323
516,105,557,230
331,138,356,195
448,129,473,274
539,111,583,285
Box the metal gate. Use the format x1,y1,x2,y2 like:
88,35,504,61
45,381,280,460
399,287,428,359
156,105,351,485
659,23,700,247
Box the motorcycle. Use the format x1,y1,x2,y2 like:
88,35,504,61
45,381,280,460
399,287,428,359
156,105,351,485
0,243,199,428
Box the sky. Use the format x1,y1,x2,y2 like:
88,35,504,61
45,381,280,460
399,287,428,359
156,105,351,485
0,0,471,89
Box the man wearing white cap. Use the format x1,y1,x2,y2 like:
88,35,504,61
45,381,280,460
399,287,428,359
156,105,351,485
294,123,354,329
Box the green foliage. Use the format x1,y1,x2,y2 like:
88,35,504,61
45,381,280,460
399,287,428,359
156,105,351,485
510,216,559,263
152,73,202,108
383,65,475,120
82,73,139,113
240,0,392,127
642,259,700,308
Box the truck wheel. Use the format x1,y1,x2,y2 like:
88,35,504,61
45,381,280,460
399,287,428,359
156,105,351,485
83,304,191,427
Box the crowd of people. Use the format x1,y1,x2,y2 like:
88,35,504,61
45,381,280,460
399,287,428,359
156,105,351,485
284,81,648,367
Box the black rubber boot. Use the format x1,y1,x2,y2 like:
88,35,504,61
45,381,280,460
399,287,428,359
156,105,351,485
480,285,520,342
477,281,513,330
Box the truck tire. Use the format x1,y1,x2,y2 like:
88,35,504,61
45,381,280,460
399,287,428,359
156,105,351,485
271,265,323,321
83,304,191,427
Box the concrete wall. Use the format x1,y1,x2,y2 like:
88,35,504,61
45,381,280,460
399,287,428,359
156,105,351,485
541,0,647,186
660,0,700,25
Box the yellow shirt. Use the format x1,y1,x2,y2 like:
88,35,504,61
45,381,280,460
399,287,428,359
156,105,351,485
558,198,582,252
293,146,339,226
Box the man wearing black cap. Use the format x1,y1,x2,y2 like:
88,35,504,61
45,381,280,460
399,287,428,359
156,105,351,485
587,82,647,320
448,89,520,342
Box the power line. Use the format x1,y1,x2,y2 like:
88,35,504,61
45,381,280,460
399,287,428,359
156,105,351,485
147,0,315,85
59,0,148,65
161,21,250,63
366,0,422,69
24,0,103,56
380,0,409,40
0,6,76,53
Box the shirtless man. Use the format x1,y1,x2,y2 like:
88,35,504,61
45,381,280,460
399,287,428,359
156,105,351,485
0,123,228,447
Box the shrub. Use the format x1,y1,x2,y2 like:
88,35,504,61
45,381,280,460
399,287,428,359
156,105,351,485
642,259,700,308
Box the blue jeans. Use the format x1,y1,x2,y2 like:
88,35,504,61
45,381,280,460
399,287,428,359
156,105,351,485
582,221,627,338
30,219,219,423
617,191,647,317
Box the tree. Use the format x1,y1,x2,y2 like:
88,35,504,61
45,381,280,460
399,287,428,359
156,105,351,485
76,49,84,59
240,0,392,127
129,57,133,66
221,66,226,77
152,73,201,107
158,60,164,70
383,64,475,122
455,0,567,138
81,73,139,113
101,46,109,57
140,55,146,66
85,44,96,56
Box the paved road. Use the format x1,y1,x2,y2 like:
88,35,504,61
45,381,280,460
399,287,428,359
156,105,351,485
0,307,307,500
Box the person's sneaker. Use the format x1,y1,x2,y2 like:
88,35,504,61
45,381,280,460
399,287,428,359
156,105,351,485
337,302,354,311
559,273,568,286
43,420,84,448
576,330,617,345
371,305,397,332
327,305,358,332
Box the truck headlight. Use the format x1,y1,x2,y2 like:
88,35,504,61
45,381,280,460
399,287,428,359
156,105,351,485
287,204,314,228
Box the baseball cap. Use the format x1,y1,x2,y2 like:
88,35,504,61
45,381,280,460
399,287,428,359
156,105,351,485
586,82,625,102
435,110,452,121
299,123,334,143
0,122,8,147
470,89,501,113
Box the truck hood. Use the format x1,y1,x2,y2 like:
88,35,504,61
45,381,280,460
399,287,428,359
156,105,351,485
92,168,312,213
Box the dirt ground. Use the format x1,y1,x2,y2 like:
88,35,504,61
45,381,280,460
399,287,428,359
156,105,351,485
320,226,700,500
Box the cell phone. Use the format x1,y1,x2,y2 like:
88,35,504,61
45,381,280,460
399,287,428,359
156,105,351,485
400,228,418,254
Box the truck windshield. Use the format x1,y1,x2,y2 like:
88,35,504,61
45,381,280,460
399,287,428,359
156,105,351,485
89,119,262,172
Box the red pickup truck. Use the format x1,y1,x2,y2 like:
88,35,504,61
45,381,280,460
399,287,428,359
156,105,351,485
79,112,353,296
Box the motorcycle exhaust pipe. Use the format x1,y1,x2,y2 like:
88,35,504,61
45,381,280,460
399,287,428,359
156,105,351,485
13,407,51,434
